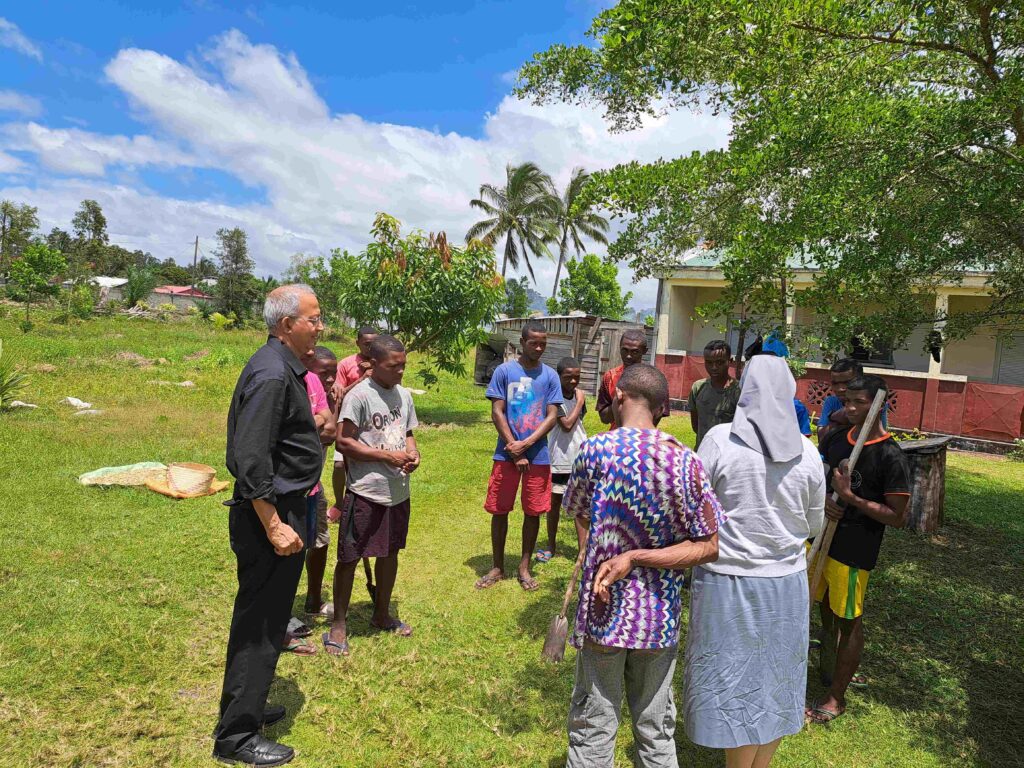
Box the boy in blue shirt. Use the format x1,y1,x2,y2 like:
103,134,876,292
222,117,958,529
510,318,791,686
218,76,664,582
818,359,887,444
476,321,562,591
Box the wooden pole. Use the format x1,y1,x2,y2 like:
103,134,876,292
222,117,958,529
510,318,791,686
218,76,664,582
807,388,887,612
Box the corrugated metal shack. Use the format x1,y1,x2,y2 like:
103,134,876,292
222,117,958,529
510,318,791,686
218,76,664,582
474,315,655,396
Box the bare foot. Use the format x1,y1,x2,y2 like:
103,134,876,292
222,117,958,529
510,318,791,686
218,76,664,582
370,616,413,636
475,568,504,590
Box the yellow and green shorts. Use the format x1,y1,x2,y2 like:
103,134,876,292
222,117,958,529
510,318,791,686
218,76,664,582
814,556,870,620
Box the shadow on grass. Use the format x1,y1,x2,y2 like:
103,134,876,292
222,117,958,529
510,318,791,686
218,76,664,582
415,402,489,428
806,496,1024,767
266,675,306,738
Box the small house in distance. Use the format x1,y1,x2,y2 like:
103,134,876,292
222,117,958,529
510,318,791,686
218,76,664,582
652,247,1024,444
475,314,654,397
147,285,214,311
60,276,128,303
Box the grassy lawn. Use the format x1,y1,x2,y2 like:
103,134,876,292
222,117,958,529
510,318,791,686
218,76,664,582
0,312,1021,767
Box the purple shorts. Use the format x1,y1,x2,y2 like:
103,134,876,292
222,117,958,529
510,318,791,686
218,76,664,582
338,491,410,563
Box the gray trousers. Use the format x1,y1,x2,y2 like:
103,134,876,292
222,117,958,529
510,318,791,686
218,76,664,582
567,641,679,768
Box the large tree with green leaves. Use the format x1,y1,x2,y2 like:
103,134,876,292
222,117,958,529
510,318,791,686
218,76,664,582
465,162,559,281
519,0,1024,353
0,201,38,275
551,167,610,299
343,214,505,383
213,227,260,319
548,253,632,319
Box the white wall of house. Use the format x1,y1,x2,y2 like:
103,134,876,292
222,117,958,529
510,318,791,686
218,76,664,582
656,276,1011,384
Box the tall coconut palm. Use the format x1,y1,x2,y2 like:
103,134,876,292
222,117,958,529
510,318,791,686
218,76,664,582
551,167,610,298
465,162,559,281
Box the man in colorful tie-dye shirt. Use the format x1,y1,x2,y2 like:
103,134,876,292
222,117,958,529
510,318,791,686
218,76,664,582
563,363,724,768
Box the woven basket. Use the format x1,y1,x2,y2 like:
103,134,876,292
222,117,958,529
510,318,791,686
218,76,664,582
167,462,216,496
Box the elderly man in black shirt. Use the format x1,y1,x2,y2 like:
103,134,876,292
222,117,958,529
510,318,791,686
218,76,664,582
212,284,325,767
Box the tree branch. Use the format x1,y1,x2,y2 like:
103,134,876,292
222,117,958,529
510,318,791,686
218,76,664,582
790,22,994,76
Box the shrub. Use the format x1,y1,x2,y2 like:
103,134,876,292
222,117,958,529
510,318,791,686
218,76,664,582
18,320,32,333
1008,439,1024,462
193,299,215,319
158,303,177,313
135,301,150,311
186,305,200,316
0,339,28,411
68,285,97,320
210,312,235,330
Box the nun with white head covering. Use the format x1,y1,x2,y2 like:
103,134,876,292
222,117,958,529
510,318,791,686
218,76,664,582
683,355,826,768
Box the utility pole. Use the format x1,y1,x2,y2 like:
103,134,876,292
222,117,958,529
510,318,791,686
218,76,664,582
191,235,198,293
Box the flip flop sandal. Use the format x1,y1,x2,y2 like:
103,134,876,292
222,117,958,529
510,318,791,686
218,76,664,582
849,673,869,689
373,620,413,637
806,706,844,724
533,549,553,563
517,574,540,592
474,572,503,590
287,616,313,638
809,638,822,650
283,637,317,655
321,632,350,657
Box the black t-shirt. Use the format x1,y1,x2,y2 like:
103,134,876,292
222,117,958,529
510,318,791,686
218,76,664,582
819,428,911,571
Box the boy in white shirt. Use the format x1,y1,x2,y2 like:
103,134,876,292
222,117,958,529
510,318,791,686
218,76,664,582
536,357,588,562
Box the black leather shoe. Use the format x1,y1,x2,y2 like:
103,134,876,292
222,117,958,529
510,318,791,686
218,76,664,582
262,705,286,728
213,735,294,766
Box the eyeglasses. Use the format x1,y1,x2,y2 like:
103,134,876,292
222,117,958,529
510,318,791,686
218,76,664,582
292,315,324,328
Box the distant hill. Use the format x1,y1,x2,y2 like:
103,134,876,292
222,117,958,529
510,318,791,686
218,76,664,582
527,286,547,312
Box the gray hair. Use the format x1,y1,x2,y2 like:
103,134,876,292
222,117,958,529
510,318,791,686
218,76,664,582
263,283,315,331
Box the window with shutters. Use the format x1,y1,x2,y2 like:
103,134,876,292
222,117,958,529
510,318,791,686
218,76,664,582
996,335,1024,386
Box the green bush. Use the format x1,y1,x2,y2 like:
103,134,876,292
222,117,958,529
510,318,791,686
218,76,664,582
186,305,200,316
193,299,215,319
158,303,177,313
1008,439,1024,462
69,285,97,320
210,312,235,330
18,320,32,333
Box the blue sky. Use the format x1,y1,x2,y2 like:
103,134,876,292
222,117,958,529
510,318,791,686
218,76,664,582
0,2,730,306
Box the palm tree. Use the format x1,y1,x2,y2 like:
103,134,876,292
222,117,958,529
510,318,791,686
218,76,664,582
551,167,610,299
465,162,559,281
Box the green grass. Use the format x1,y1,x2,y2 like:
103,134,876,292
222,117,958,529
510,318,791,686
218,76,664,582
0,311,1022,767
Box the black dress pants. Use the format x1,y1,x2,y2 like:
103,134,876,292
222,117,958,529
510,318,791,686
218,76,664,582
213,496,307,752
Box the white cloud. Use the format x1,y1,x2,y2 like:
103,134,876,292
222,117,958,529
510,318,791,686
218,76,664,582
0,18,42,62
1,123,198,176
0,150,24,174
0,90,43,117
2,30,731,306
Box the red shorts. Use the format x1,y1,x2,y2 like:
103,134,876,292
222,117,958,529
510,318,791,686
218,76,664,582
484,461,552,516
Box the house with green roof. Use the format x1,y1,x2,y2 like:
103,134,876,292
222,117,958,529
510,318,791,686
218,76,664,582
651,247,1024,444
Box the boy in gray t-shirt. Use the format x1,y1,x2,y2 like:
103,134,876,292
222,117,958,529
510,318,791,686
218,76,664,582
325,335,419,656
537,357,588,562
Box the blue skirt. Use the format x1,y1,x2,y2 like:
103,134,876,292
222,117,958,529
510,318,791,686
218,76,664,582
683,567,809,749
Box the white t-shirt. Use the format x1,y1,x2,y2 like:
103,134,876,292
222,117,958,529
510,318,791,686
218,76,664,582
697,423,826,577
339,378,418,505
548,392,587,474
